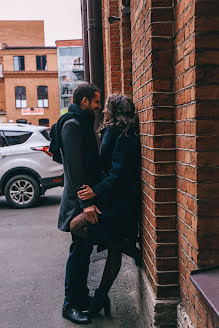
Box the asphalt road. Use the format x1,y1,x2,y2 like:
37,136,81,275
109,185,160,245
0,188,141,328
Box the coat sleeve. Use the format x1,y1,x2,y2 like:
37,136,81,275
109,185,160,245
61,119,94,209
92,134,128,197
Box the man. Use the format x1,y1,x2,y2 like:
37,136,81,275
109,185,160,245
53,83,101,324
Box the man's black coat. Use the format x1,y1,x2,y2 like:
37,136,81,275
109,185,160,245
58,103,100,232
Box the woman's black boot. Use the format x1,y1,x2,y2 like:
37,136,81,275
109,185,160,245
121,239,142,267
88,289,111,317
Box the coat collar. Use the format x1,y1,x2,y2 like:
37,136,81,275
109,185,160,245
68,103,95,127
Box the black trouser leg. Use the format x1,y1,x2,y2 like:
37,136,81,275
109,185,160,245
64,234,93,309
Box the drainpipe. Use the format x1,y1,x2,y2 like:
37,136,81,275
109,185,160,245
81,0,90,82
87,0,104,99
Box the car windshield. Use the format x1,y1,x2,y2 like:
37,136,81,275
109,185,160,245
40,129,51,141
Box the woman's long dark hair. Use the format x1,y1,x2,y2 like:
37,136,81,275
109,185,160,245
103,94,139,136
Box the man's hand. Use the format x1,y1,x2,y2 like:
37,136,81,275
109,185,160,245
78,185,96,200
83,205,102,224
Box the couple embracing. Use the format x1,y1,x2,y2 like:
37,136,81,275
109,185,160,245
50,83,141,325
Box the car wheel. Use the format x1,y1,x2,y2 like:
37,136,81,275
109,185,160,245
5,175,40,209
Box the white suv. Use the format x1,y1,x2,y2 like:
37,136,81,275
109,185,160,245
0,123,63,208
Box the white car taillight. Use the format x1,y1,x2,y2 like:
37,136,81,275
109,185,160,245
31,146,52,157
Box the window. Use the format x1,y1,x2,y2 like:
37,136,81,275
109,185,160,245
16,119,27,124
0,64,2,77
0,132,7,147
64,98,70,108
3,131,32,146
36,55,47,70
14,56,25,71
15,86,26,108
37,86,48,108
39,119,50,128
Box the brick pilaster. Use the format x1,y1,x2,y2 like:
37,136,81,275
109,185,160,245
131,0,178,300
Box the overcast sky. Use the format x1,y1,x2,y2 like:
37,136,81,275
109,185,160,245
0,0,82,46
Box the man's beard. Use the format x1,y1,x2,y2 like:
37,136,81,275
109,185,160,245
85,107,95,116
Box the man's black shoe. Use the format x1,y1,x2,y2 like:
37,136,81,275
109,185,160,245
62,306,91,325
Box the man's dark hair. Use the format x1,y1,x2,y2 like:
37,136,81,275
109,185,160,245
73,83,100,105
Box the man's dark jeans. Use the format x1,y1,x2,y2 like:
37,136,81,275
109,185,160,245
63,234,93,309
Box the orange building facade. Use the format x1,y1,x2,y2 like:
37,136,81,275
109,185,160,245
0,20,60,126
2,47,59,126
0,20,45,48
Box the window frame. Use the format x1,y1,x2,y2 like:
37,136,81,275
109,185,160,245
0,131,8,147
13,56,25,71
15,86,27,109
3,130,33,146
36,55,47,71
37,86,48,108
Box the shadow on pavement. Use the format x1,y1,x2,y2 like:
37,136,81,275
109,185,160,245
37,194,61,207
0,194,61,210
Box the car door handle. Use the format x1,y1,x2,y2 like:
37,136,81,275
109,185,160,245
0,153,7,158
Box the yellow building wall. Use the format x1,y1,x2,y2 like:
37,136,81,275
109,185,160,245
0,21,45,48
0,78,5,111
2,49,58,72
5,77,60,126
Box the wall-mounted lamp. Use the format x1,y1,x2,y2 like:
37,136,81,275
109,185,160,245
108,16,121,24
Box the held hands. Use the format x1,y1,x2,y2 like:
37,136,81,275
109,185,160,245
83,205,102,224
77,185,96,200
78,185,101,224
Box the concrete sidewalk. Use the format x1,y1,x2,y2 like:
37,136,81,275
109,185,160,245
0,188,142,328
85,250,142,328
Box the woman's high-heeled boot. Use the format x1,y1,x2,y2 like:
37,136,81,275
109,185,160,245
88,289,111,317
120,238,142,267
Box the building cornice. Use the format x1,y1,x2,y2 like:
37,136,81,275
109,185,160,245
3,71,58,78
1,48,57,55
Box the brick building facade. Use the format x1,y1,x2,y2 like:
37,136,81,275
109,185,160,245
0,21,46,123
0,21,60,126
100,0,219,327
2,46,59,126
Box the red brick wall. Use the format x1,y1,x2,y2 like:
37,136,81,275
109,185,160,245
109,0,122,94
101,0,133,99
176,0,219,327
119,1,132,98
101,0,122,98
101,0,219,327
131,0,178,298
174,0,199,323
195,0,219,267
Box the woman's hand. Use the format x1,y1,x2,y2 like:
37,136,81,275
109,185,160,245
77,185,96,200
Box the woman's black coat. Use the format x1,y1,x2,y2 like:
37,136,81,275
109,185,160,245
88,125,141,247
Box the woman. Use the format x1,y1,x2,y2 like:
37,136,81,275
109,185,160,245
71,94,141,316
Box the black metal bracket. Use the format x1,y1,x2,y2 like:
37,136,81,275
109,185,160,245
108,16,121,24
